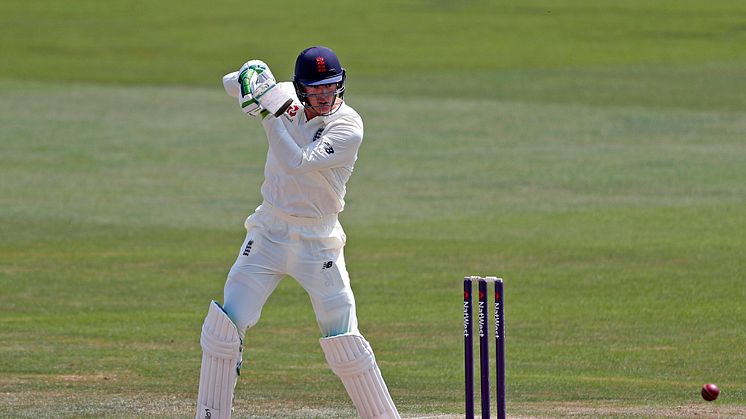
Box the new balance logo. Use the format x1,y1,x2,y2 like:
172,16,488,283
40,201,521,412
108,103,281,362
242,240,254,256
322,261,333,270
323,141,334,154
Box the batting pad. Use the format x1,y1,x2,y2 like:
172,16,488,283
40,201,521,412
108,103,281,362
196,301,242,419
320,333,400,419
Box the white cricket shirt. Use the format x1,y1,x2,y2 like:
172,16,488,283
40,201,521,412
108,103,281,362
259,82,364,218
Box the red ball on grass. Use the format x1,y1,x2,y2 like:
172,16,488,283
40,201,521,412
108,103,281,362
701,383,720,401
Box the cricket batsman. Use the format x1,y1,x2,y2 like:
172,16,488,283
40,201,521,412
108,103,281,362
195,46,401,419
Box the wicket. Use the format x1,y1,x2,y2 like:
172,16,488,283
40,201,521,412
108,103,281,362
463,276,505,419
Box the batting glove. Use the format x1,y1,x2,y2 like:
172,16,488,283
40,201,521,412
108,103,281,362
237,60,269,117
236,60,293,118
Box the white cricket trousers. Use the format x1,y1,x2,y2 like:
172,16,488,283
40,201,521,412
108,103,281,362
222,202,359,338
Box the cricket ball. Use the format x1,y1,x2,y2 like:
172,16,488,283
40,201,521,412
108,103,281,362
701,383,719,401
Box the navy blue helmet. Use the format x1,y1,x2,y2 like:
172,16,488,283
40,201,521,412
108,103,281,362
292,46,346,113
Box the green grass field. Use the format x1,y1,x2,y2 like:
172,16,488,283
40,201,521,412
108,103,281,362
1,1,745,417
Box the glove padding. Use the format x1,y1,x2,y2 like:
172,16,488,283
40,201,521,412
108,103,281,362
236,60,293,117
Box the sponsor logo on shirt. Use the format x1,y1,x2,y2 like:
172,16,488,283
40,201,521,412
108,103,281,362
285,104,300,118
312,128,324,142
